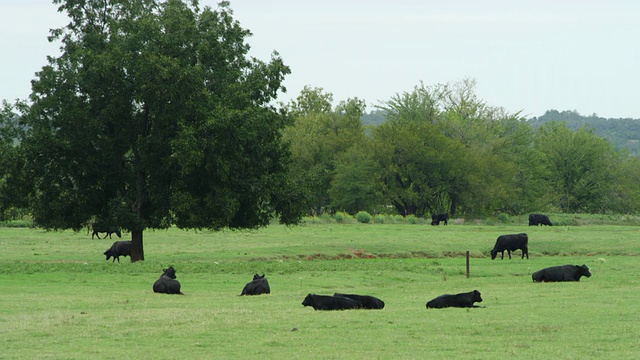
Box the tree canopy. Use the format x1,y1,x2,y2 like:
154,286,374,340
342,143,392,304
283,79,640,218
15,0,304,261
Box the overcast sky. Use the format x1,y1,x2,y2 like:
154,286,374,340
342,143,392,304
2,0,639,119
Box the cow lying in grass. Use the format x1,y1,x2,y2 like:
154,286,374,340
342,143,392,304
532,264,592,282
333,293,385,309
103,241,131,262
240,274,271,296
301,294,362,311
426,290,483,309
153,266,184,294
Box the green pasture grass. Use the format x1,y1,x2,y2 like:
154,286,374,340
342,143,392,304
1,224,639,359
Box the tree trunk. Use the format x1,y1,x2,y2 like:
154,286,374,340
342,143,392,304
130,229,144,262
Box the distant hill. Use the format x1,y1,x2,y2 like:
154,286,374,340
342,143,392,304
360,109,640,156
360,109,387,127
528,110,640,155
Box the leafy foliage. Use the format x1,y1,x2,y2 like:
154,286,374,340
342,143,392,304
17,0,304,260
530,109,640,155
282,87,367,215
290,79,640,217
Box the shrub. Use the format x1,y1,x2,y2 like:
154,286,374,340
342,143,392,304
496,213,510,223
374,215,385,224
355,211,372,224
334,212,354,223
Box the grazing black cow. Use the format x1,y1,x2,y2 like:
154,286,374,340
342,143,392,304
431,213,449,226
490,233,529,260
301,294,362,311
153,266,184,294
426,290,483,309
91,223,122,239
240,274,271,296
529,213,553,226
103,241,131,262
333,293,385,309
532,264,592,282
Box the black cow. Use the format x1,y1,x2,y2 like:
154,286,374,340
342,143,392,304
529,213,553,226
91,223,122,239
431,213,449,226
532,264,592,282
103,241,131,262
153,266,184,294
333,293,385,309
490,233,529,260
240,274,271,296
301,294,362,311
426,290,483,309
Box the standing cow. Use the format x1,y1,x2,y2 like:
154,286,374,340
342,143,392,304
490,233,529,260
91,223,122,239
532,264,592,282
431,213,449,226
103,241,131,262
153,266,184,294
240,274,271,296
426,290,483,309
529,213,553,226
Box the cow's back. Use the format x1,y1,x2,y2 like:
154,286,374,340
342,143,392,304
153,275,182,294
334,293,385,309
302,294,361,310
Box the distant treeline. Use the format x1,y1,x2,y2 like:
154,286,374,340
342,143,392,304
363,109,640,155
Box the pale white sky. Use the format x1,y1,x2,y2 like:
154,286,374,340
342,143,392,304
2,0,639,119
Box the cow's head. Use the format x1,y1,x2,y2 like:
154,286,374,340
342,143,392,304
580,264,592,277
114,228,122,238
162,266,177,279
301,294,314,307
490,249,498,260
104,249,113,261
472,290,483,303
253,273,265,280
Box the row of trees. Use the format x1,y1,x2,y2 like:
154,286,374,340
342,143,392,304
1,1,639,263
283,79,640,217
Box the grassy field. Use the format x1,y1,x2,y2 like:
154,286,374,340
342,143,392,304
1,222,639,359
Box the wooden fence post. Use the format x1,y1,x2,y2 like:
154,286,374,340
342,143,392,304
466,251,470,278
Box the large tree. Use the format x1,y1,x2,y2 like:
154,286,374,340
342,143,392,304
534,122,618,213
20,0,303,261
0,101,30,219
282,86,366,214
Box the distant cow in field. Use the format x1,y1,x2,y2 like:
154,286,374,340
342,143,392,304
301,294,362,311
490,233,529,260
532,264,592,282
426,290,483,309
431,213,449,226
153,266,184,294
240,274,271,296
103,241,131,262
529,213,553,226
91,223,122,239
333,293,385,309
